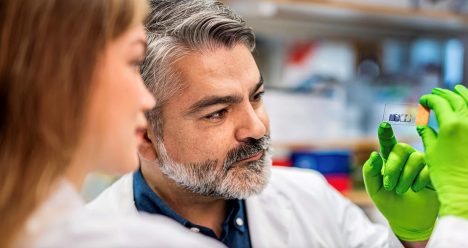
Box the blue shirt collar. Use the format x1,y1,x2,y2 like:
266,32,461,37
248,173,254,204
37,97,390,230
133,169,250,244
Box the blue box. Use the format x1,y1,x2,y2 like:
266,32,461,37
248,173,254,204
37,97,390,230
290,150,351,174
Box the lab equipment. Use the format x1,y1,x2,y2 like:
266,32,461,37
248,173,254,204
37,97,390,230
382,104,430,126
291,151,351,192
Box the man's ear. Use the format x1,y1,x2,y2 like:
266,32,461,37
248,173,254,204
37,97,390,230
138,128,158,161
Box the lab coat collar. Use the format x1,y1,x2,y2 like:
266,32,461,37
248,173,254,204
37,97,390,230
89,173,294,247
245,184,293,247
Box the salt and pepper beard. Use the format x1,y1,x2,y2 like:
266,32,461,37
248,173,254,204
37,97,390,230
156,136,272,199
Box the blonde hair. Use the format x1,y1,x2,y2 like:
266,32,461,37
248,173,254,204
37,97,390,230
0,0,147,247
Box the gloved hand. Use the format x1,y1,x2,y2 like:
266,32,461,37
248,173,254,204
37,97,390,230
363,122,440,241
417,84,468,220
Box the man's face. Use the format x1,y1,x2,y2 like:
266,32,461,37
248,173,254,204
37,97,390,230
155,44,271,199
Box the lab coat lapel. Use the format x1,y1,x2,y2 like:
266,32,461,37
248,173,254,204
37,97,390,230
87,173,139,216
246,186,292,248
117,174,139,215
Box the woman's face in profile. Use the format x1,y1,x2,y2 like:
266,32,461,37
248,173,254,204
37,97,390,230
80,24,155,174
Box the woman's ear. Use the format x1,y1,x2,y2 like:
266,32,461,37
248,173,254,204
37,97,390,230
137,128,158,161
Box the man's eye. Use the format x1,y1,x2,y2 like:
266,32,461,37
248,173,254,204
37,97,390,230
204,109,228,121
252,91,265,102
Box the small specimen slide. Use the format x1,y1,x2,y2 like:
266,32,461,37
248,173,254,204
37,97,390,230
382,104,430,126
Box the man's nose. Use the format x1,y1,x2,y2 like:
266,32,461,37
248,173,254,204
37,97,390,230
235,105,267,141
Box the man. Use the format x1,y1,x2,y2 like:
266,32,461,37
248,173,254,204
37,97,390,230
88,0,439,247
416,85,468,247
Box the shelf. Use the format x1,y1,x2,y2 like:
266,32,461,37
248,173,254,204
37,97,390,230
226,0,468,39
272,135,421,151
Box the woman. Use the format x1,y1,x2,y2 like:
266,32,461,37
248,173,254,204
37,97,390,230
0,0,221,247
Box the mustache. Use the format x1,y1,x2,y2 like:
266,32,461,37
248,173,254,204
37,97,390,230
224,135,270,168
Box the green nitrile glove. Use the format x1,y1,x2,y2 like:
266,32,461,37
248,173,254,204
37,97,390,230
363,122,440,241
417,84,468,220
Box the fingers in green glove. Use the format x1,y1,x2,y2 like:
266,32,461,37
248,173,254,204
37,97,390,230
420,94,454,126
384,143,415,190
363,151,384,195
454,84,468,103
378,122,397,160
432,87,467,112
395,151,426,195
412,166,431,192
416,125,438,155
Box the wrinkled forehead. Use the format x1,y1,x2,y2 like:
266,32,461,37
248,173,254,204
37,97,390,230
173,44,261,99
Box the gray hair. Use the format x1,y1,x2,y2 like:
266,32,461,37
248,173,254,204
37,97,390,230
141,0,256,140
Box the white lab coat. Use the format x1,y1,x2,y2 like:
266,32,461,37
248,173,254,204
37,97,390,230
18,179,223,248
427,216,468,247
88,167,404,248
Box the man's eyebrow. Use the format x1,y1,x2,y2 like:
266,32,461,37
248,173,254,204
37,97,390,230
185,94,243,116
250,76,264,97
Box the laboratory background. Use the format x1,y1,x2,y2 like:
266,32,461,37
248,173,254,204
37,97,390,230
82,0,468,226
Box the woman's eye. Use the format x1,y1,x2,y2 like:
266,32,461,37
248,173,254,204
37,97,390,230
252,91,265,102
131,59,143,71
204,109,228,121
